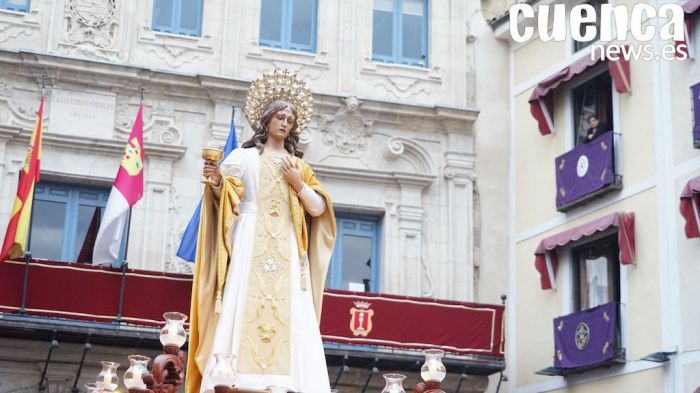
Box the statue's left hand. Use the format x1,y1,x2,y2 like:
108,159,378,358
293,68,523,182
281,156,304,193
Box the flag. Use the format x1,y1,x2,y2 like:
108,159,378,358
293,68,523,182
92,105,144,265
0,95,44,261
176,108,238,262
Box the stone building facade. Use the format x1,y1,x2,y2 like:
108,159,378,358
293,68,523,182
0,0,510,391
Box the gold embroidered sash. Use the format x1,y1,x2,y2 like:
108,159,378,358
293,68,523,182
238,150,293,374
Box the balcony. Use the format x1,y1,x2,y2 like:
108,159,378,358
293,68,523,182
536,302,625,376
0,258,506,385
555,131,622,212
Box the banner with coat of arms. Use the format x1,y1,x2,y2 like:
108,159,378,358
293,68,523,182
553,302,618,369
320,290,505,357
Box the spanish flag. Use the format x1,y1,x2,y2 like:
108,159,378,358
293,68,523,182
0,95,44,261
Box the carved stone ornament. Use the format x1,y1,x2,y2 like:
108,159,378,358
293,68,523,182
115,103,182,145
318,96,374,155
59,0,119,60
0,80,12,97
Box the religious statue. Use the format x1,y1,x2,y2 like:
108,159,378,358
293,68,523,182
186,70,337,393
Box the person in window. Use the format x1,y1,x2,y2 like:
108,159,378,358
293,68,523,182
584,114,609,143
186,71,337,393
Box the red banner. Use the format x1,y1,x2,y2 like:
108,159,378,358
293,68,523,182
0,260,505,358
0,260,192,326
320,290,505,357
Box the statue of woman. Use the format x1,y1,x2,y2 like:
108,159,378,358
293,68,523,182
186,71,336,393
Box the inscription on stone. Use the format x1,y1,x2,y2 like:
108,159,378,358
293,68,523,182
48,89,116,139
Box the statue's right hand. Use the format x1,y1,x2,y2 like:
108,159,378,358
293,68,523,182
203,161,222,187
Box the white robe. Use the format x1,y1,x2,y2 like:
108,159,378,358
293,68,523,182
200,148,331,392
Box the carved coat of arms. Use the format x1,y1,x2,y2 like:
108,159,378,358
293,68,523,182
319,96,373,155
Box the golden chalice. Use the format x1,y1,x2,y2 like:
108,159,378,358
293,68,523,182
201,147,224,186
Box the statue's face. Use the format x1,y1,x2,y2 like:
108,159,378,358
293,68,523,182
267,106,296,142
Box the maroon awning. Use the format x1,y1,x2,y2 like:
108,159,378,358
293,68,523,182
528,50,631,135
680,177,700,238
534,212,636,290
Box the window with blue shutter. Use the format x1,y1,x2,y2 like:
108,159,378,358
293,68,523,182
152,0,203,37
372,0,429,67
259,0,318,53
0,0,30,12
326,215,381,293
28,182,129,265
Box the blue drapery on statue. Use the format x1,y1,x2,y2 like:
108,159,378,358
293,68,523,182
176,108,238,262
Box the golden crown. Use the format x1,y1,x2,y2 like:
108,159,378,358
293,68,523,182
353,301,372,309
244,69,314,132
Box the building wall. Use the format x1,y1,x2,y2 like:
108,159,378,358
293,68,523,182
0,0,509,301
500,1,700,392
0,0,511,391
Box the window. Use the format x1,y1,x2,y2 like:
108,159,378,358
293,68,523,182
326,215,380,292
259,0,318,53
0,0,30,12
573,0,606,52
152,0,203,37
28,182,124,264
372,0,429,67
572,236,620,311
573,72,613,146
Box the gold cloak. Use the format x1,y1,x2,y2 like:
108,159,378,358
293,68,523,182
185,158,336,392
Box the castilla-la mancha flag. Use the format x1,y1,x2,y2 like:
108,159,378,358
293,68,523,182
92,105,144,265
0,95,45,261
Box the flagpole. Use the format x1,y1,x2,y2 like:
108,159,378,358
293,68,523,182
113,88,145,324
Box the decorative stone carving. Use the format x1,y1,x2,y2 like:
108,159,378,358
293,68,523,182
115,103,182,145
374,75,432,100
0,80,11,97
148,117,182,145
115,102,134,130
319,96,373,155
165,187,194,275
138,26,214,69
385,136,436,175
271,61,324,81
0,5,40,44
144,45,206,68
0,23,33,44
247,39,330,82
58,0,120,61
361,60,443,100
5,96,48,129
420,254,433,297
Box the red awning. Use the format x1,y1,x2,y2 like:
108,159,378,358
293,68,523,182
528,50,631,135
680,177,700,238
534,212,636,290
677,0,699,58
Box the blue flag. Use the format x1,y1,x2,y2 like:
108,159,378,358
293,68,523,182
176,108,238,262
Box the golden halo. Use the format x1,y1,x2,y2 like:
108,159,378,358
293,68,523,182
244,69,314,131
